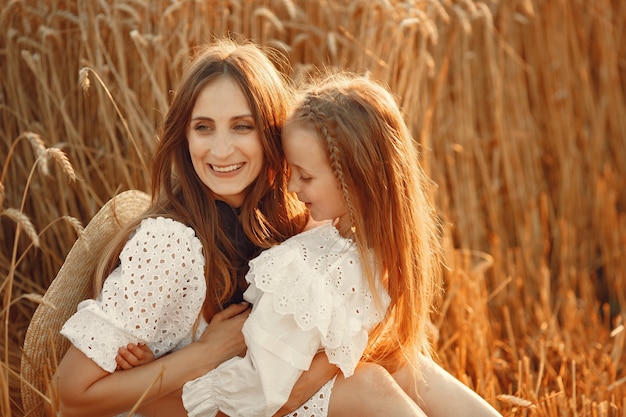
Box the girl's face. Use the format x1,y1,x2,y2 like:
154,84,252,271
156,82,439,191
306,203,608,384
282,124,350,232
187,76,264,207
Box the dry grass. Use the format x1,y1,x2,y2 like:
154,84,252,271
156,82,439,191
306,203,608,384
1,0,625,416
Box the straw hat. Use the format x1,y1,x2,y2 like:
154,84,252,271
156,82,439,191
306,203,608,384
20,189,151,417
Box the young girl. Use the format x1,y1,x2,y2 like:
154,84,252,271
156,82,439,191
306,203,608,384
179,71,442,417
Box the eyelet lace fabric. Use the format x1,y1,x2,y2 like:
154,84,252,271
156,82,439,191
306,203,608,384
61,217,207,373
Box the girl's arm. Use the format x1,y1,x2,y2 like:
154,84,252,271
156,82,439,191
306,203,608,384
51,303,250,417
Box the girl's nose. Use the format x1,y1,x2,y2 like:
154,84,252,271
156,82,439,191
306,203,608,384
287,172,298,193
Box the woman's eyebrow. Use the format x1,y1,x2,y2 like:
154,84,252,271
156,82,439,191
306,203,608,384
190,114,253,121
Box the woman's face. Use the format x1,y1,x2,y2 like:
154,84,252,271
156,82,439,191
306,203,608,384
187,76,264,207
282,124,349,231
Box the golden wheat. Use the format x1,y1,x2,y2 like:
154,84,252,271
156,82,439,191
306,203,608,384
1,1,625,416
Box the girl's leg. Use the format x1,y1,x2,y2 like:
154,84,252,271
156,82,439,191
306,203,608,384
327,362,427,417
392,354,502,417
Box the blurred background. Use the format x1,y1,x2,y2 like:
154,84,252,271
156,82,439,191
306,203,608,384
1,0,625,415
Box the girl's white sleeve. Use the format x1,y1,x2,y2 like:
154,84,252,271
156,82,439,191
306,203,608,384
60,217,206,373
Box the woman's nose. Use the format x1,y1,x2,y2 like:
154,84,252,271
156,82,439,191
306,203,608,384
211,131,234,157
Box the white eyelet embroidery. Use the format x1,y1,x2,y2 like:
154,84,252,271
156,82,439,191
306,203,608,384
61,217,207,373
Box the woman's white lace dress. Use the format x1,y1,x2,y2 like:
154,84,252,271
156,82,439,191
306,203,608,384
182,221,391,417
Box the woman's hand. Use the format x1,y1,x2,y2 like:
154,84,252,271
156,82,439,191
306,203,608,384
195,302,251,360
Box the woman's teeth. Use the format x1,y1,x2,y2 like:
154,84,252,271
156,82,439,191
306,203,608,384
212,163,243,173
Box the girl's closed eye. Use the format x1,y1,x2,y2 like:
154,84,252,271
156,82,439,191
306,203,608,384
289,167,312,183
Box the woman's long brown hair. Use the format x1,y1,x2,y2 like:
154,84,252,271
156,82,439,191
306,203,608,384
94,39,307,321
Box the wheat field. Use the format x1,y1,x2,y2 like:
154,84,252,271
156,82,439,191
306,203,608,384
1,0,625,416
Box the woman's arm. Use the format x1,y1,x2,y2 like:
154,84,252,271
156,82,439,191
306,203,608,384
110,327,338,416
51,303,250,417
109,326,338,416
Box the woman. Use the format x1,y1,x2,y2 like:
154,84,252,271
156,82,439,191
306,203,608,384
53,38,326,417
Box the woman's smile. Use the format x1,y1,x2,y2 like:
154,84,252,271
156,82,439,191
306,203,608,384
211,163,245,174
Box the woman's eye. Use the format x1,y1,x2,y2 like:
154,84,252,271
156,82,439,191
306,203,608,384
193,124,211,132
299,176,312,183
234,124,254,132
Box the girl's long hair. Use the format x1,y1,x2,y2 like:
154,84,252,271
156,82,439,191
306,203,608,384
285,72,442,373
94,39,307,321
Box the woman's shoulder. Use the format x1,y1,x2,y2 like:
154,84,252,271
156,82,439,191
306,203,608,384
123,216,204,257
133,216,199,239
137,215,193,231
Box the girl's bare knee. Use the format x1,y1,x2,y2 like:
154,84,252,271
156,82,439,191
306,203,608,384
353,362,395,391
329,362,426,417
333,363,401,405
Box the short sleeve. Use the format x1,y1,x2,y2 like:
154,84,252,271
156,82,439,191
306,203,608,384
61,217,206,372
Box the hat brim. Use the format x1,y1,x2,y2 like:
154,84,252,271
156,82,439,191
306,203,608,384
20,189,150,417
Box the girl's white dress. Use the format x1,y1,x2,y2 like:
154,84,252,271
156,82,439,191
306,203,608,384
182,221,390,417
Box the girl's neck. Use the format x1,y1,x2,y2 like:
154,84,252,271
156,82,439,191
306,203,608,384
333,215,354,239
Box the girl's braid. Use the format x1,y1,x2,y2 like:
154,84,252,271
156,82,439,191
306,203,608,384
303,93,356,229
